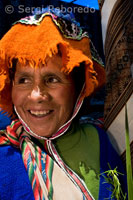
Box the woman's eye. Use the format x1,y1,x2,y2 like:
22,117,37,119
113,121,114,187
45,76,59,84
18,77,31,84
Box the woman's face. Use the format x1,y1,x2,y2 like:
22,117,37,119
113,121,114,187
12,55,77,137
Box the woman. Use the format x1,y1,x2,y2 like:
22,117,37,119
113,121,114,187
0,9,127,200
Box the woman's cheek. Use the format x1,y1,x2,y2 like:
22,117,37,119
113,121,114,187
12,87,26,106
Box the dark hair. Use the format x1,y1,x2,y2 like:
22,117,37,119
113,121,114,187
70,62,92,120
9,58,17,82
71,62,85,97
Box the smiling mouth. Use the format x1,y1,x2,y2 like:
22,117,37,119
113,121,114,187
28,110,53,117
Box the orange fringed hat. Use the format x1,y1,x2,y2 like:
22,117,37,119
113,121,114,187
0,11,105,116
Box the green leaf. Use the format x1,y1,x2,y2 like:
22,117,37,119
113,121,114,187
100,164,127,199
125,104,133,200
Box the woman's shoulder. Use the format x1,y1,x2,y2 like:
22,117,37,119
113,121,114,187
78,120,120,158
78,119,106,138
0,144,20,157
0,145,34,200
0,145,24,177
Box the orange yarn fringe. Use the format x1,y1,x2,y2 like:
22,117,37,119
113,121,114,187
0,16,105,117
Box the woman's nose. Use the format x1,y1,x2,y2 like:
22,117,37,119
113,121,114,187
28,86,49,102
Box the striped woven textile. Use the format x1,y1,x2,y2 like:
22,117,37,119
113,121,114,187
0,119,94,200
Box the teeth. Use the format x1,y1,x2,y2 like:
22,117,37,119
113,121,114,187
30,110,50,116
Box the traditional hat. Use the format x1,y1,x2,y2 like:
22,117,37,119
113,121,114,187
0,9,105,116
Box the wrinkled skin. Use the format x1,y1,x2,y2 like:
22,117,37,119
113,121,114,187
12,55,77,137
